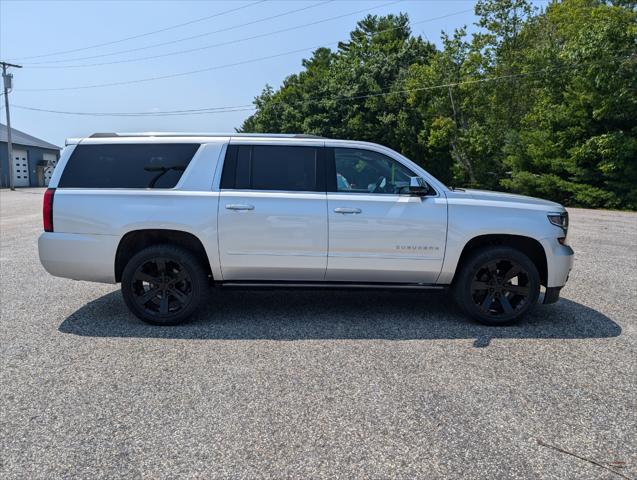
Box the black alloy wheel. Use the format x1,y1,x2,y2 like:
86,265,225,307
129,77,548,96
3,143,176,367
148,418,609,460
132,257,192,316
121,245,208,325
453,246,540,325
471,259,531,316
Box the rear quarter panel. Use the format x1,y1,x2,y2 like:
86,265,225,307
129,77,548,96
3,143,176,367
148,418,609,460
49,142,225,282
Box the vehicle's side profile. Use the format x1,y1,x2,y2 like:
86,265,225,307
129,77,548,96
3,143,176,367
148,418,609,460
38,133,574,326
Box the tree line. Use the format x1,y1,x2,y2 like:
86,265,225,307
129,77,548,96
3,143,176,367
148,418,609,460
238,0,636,210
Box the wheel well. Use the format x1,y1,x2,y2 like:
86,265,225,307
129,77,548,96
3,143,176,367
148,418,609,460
115,229,212,282
454,234,548,286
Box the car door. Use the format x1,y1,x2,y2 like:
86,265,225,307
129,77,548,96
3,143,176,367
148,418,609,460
326,146,447,283
217,142,328,281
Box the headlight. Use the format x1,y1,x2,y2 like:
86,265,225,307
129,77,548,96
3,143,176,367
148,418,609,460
547,211,569,234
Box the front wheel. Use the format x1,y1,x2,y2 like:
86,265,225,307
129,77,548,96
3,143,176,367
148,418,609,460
452,246,540,326
121,244,209,325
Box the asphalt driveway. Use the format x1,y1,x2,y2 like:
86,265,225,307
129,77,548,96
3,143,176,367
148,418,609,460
1,188,635,479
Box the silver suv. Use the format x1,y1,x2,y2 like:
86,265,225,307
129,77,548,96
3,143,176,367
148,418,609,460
38,133,574,326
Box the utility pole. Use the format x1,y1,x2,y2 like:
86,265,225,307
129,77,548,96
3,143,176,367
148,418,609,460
2,61,22,191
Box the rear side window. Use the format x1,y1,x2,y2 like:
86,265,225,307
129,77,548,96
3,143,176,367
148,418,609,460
221,145,322,192
58,143,200,189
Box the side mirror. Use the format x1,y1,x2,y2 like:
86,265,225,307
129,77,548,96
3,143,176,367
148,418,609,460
408,177,430,196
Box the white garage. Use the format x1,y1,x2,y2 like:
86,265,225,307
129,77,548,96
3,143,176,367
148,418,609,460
1,123,60,188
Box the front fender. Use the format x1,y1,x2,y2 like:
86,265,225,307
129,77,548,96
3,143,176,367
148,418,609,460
437,200,566,285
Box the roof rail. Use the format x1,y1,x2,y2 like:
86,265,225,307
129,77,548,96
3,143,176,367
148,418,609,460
87,132,324,139
89,132,119,138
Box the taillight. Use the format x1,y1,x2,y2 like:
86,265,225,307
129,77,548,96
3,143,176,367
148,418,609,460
43,188,55,232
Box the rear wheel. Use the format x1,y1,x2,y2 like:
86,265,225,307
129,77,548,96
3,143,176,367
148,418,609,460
452,246,540,326
121,244,209,325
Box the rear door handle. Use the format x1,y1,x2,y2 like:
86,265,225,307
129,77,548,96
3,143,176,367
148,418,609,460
334,207,362,214
225,204,255,211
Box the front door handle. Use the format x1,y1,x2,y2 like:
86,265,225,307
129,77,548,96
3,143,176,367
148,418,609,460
225,204,255,211
334,207,362,214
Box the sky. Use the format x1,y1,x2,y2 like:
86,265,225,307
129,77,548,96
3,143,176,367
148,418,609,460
0,0,547,147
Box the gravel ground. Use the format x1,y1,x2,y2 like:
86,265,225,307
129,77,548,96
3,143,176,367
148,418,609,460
1,188,636,479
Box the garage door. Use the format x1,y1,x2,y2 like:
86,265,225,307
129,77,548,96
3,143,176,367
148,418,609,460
12,149,29,187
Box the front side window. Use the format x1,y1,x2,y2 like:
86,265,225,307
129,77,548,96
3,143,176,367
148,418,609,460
221,145,319,192
333,148,415,194
58,143,199,189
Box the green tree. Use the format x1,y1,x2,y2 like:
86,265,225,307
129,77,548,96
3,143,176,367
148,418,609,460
239,2,637,209
239,14,436,170
500,0,637,208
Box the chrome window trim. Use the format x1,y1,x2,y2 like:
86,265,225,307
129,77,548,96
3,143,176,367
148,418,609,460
218,189,437,198
218,189,326,196
327,190,439,198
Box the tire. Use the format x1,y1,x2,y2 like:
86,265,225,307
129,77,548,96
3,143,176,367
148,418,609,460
452,246,540,326
121,244,209,326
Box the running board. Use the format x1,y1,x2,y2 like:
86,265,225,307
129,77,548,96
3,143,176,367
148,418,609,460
219,281,447,290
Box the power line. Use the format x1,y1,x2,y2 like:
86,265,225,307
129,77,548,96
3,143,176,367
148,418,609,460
13,105,256,116
15,10,473,92
7,1,266,62
17,47,324,92
24,1,408,69
12,60,614,117
253,52,635,114
21,0,339,67
5,0,554,65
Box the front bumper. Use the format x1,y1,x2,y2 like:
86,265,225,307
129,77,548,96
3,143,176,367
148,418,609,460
540,236,574,288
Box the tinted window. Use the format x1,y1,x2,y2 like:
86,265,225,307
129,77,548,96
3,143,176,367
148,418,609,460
221,145,319,192
235,145,251,190
333,148,414,194
59,143,199,189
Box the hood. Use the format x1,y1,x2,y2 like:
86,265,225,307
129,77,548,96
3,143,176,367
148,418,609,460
446,188,564,210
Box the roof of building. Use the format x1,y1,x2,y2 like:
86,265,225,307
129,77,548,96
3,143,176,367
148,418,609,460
0,123,60,150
